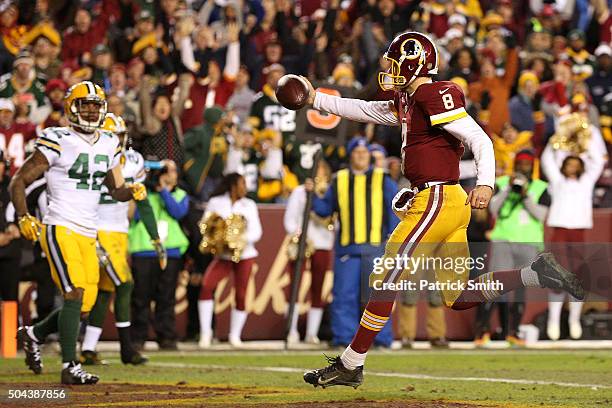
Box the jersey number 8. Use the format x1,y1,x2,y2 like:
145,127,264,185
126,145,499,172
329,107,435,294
442,93,454,110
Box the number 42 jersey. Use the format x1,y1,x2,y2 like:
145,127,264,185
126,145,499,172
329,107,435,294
36,127,121,238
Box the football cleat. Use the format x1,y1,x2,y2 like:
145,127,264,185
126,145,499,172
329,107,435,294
121,350,149,365
61,361,99,385
17,326,43,374
80,350,108,366
532,252,585,300
303,355,363,389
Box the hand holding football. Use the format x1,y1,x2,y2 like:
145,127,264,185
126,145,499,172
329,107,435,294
275,74,311,110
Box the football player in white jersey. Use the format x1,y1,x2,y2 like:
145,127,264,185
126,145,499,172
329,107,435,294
80,113,166,366
10,81,147,385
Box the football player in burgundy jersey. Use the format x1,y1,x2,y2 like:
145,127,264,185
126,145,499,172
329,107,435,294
301,32,585,389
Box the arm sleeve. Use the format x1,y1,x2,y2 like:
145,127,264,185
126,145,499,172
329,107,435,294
159,189,189,220
313,92,399,126
179,36,198,73
523,194,548,222
245,201,262,244
582,126,606,182
442,116,496,188
35,128,62,165
135,198,160,240
223,41,240,80
541,144,563,184
283,187,304,234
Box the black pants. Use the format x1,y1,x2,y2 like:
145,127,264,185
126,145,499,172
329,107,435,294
20,258,56,322
131,257,181,344
0,257,20,301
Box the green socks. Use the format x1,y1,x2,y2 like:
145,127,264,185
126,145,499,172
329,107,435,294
88,290,112,328
33,308,60,341
114,281,133,324
58,298,82,363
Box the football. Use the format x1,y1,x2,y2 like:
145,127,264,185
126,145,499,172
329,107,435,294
275,74,310,110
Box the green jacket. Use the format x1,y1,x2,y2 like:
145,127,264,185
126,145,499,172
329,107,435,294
490,176,548,246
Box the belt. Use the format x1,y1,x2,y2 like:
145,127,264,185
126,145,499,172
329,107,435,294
413,181,458,193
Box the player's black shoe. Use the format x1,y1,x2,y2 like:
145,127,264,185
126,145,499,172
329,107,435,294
80,350,108,366
17,326,43,374
532,252,585,300
61,361,99,385
303,355,363,389
121,351,149,365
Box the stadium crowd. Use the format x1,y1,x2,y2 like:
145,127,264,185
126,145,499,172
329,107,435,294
0,0,611,349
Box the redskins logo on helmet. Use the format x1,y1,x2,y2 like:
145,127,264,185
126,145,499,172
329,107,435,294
378,32,439,91
64,81,107,132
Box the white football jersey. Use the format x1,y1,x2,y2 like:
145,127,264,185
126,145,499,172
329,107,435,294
36,127,121,238
97,149,146,233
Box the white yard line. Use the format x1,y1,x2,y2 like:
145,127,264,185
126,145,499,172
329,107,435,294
147,361,612,390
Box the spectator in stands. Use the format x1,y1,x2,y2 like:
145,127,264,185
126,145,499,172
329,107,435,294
0,51,49,124
198,172,262,348
564,30,595,81
284,160,334,345
509,71,545,133
488,150,551,347
61,6,117,62
469,34,519,135
114,10,156,64
227,66,256,124
541,116,606,341
23,23,62,80
40,79,67,129
90,44,113,91
129,160,189,351
179,23,240,131
0,98,36,174
0,149,21,302
183,106,228,201
447,47,479,85
586,44,612,110
138,74,191,168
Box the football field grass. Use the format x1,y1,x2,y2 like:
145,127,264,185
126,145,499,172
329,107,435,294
1,349,611,407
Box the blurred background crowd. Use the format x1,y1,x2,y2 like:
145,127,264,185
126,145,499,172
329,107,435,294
0,0,611,348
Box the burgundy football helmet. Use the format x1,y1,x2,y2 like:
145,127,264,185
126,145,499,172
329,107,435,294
378,32,439,91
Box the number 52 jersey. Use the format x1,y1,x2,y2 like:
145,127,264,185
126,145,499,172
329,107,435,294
36,127,121,238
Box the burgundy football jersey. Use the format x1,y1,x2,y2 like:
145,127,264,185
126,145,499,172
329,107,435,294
0,122,37,174
393,81,468,187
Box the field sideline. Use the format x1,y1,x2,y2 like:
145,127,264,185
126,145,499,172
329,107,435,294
1,349,611,407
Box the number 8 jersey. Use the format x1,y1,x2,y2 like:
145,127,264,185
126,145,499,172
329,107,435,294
36,127,121,238
393,80,468,187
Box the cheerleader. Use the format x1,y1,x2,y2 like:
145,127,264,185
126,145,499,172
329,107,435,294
198,173,262,348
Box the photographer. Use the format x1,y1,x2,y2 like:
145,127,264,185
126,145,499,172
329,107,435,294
129,160,190,351
486,150,550,346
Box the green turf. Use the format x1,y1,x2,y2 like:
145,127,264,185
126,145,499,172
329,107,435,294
1,350,611,407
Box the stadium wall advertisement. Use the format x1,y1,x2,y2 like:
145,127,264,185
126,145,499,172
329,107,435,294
17,207,612,341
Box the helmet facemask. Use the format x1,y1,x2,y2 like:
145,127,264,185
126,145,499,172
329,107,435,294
378,56,407,91
69,97,107,133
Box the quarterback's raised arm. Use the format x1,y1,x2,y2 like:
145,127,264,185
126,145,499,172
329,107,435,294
304,77,399,126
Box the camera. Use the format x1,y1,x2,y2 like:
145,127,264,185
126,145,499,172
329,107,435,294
143,160,168,190
511,173,528,194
